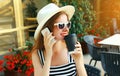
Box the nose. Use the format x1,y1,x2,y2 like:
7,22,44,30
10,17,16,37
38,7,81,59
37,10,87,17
63,26,69,32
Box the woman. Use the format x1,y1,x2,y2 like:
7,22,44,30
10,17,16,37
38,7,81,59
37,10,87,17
32,3,87,76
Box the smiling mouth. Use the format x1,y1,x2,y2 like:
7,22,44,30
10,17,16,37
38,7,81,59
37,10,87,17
61,33,68,37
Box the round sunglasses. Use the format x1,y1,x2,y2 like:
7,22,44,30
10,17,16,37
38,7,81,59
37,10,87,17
54,21,71,29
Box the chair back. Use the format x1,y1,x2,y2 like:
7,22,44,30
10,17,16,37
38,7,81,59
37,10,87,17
101,52,120,76
83,35,106,60
83,35,96,45
85,64,101,76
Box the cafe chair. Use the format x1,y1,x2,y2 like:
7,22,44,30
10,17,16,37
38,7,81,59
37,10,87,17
83,35,107,66
101,52,120,76
85,64,101,76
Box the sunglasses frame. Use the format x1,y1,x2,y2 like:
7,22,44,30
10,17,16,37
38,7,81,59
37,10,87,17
54,21,71,29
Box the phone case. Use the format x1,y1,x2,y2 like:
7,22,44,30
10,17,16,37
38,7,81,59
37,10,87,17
41,28,50,36
41,28,56,44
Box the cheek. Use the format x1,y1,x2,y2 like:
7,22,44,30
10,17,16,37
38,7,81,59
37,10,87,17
53,29,63,40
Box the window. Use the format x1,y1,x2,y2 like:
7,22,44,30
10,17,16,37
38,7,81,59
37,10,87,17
0,0,37,53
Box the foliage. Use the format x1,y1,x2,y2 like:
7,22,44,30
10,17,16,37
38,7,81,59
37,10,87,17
87,23,110,38
48,0,96,42
23,0,38,17
0,41,34,76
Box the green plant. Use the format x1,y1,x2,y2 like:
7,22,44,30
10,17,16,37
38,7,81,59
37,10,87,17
48,0,96,42
24,0,38,17
87,23,110,38
0,41,34,76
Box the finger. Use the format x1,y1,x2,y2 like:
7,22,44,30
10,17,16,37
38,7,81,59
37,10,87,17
44,33,52,43
47,37,53,44
49,36,55,44
47,33,52,39
51,39,57,46
74,48,81,51
76,41,80,44
75,44,81,48
43,31,48,40
48,36,56,46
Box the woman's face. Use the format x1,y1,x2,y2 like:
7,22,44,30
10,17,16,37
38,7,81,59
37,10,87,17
53,14,70,40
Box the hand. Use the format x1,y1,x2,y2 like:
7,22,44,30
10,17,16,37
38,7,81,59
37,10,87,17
71,42,84,63
43,31,56,57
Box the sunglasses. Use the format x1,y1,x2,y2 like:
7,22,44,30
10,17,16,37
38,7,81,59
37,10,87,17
54,21,71,29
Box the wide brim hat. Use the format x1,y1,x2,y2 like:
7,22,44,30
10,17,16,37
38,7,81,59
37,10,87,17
34,3,75,40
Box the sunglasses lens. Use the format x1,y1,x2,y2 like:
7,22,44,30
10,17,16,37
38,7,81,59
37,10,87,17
67,22,71,29
58,24,64,29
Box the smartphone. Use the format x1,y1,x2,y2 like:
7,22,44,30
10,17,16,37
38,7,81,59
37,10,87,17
41,28,56,45
41,28,50,37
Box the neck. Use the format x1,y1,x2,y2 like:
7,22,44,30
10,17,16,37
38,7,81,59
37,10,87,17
53,40,67,54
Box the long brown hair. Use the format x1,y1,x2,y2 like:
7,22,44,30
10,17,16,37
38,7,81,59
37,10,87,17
32,11,69,52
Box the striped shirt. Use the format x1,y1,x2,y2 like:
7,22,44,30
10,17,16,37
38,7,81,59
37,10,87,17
38,50,77,76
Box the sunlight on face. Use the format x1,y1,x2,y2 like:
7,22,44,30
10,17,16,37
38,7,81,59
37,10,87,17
53,14,69,40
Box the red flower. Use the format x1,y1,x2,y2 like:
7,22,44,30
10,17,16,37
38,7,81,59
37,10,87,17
77,34,83,37
23,51,30,56
21,59,27,64
87,23,110,38
17,67,22,73
0,60,3,65
6,62,15,70
25,68,34,76
0,48,34,76
0,41,34,76
95,34,100,37
90,29,95,34
0,67,3,72
0,60,4,72
94,38,102,46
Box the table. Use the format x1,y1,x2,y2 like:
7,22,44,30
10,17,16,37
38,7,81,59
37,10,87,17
98,34,120,52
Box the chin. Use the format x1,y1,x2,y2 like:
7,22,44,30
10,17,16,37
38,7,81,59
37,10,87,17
56,37,64,40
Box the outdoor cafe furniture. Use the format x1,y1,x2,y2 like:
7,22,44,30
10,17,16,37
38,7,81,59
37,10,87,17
98,34,120,52
83,35,107,66
85,64,101,76
100,51,120,76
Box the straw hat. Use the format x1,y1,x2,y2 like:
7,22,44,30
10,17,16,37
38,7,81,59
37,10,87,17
34,3,75,39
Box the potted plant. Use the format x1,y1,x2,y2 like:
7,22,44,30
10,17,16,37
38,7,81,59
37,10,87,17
0,41,34,76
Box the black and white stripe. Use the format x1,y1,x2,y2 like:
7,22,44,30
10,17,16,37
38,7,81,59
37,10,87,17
38,50,77,76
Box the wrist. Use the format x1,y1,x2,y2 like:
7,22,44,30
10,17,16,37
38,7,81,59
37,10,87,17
45,49,53,57
46,54,52,60
74,59,84,65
